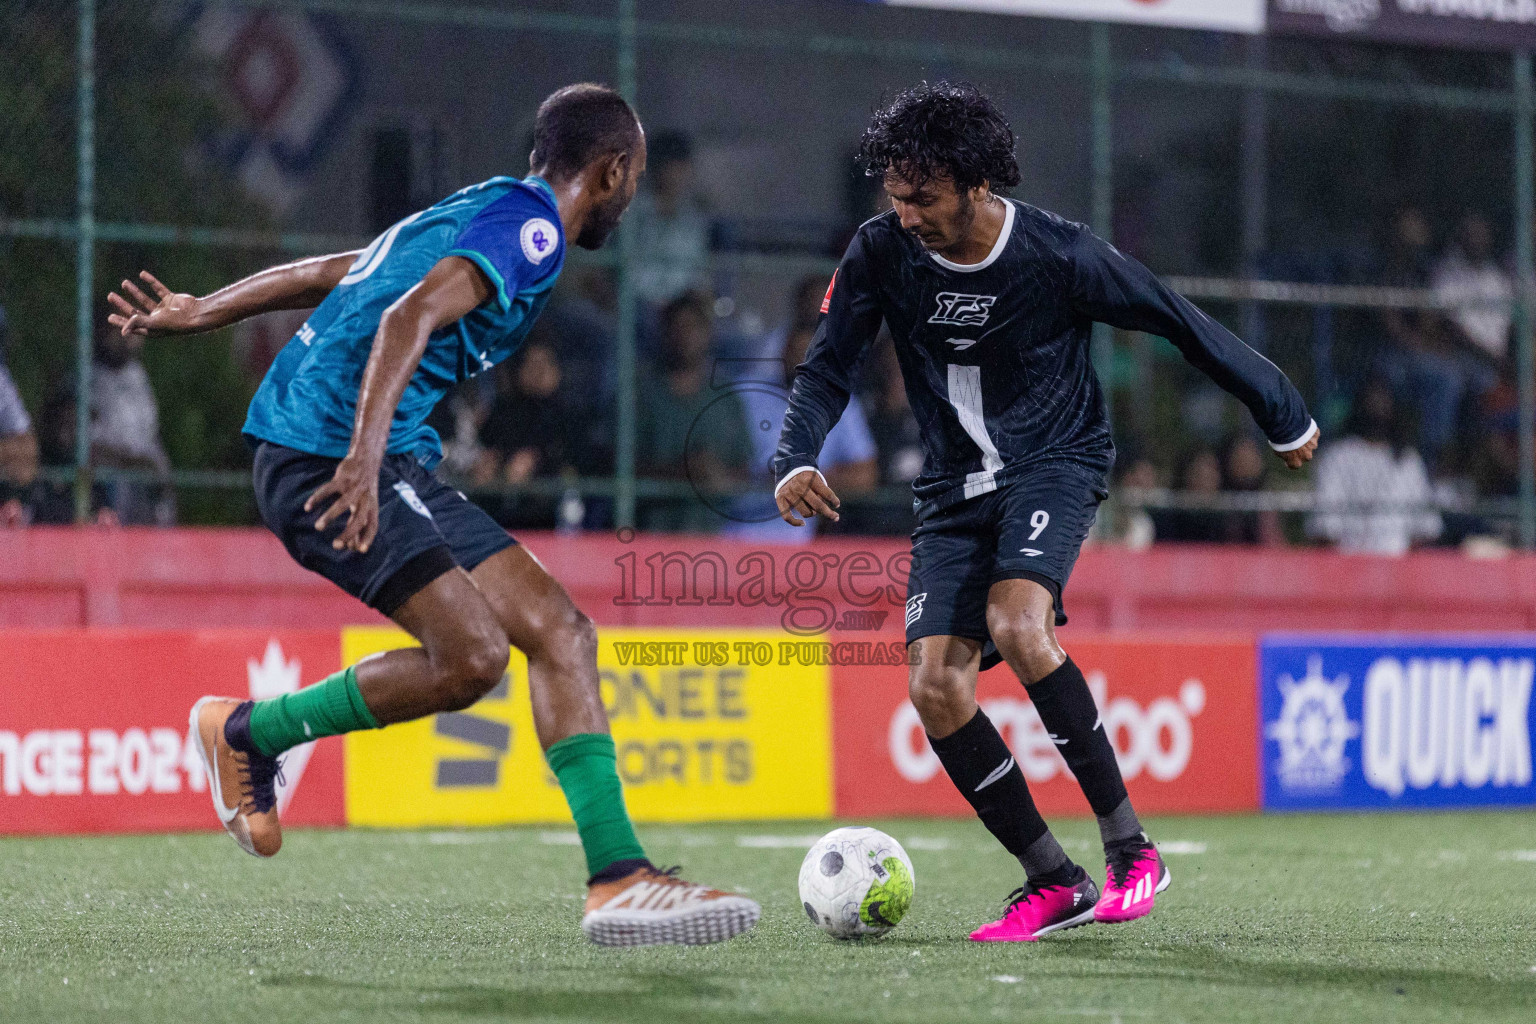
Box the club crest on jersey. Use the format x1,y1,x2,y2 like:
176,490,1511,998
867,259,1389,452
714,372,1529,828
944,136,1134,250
520,218,557,265
928,292,996,327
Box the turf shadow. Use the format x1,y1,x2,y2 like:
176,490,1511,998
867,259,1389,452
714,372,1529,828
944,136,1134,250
259,969,839,1023
1024,938,1536,1013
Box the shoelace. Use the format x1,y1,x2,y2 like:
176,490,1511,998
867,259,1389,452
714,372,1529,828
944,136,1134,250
1002,880,1053,913
237,753,286,814
1104,842,1153,890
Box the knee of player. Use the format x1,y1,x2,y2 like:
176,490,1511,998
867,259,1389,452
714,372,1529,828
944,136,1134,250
987,613,1053,665
907,665,969,720
530,603,598,669
436,631,510,710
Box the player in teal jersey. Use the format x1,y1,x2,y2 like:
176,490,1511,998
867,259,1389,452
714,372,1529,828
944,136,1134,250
104,84,759,947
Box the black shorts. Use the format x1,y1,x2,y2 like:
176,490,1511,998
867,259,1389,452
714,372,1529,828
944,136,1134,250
252,441,517,616
904,459,1108,670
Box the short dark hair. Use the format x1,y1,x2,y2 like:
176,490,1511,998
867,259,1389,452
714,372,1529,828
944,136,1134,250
859,81,1021,195
531,83,642,181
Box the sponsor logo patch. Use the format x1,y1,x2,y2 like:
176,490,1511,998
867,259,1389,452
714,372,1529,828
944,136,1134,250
928,292,996,327
904,593,927,629
520,218,558,265
393,482,433,519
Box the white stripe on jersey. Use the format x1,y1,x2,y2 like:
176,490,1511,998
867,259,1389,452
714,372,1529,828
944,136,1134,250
947,364,1004,499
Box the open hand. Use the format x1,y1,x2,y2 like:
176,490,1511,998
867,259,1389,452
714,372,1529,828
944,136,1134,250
1277,429,1320,470
775,469,841,527
106,271,204,337
306,455,381,553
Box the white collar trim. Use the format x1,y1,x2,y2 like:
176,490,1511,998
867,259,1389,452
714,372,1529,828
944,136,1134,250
926,199,1015,273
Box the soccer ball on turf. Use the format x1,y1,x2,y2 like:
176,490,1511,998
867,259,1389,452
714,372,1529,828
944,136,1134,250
798,826,915,939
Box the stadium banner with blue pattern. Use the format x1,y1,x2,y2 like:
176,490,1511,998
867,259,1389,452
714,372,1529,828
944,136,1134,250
1261,635,1536,811
873,0,1264,33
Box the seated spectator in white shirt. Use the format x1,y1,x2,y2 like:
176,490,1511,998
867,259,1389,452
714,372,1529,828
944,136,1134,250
725,323,877,543
91,328,174,525
1310,381,1441,555
1432,212,1513,366
0,307,38,527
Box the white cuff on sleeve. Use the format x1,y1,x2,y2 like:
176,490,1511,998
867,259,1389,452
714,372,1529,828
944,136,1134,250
1269,419,1318,453
774,465,825,497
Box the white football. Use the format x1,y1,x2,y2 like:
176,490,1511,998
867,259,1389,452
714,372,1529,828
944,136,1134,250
798,826,915,939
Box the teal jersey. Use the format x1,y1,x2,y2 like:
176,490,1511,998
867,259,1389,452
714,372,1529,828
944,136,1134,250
243,176,566,467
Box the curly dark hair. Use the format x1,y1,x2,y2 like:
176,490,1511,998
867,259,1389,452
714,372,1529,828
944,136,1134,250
858,81,1021,195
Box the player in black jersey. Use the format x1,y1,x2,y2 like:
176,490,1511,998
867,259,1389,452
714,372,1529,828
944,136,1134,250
776,82,1318,942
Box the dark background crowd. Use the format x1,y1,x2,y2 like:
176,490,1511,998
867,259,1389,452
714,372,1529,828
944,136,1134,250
1,2,1529,553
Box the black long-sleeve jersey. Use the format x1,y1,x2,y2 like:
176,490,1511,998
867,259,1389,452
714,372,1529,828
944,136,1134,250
775,199,1316,518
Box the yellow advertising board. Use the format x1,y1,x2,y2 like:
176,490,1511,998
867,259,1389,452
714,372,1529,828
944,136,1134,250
343,627,832,826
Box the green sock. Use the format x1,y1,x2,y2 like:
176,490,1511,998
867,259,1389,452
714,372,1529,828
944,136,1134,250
247,665,380,757
546,733,647,878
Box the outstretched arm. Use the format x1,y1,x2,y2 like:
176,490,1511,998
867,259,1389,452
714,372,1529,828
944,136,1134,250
305,256,492,553
1068,227,1319,469
774,232,884,525
105,250,363,338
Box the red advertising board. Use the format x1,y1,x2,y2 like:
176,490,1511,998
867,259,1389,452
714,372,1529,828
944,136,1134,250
0,629,345,835
832,634,1258,817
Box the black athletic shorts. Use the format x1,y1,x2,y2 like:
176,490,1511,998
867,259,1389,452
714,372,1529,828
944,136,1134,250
904,459,1108,670
252,441,517,616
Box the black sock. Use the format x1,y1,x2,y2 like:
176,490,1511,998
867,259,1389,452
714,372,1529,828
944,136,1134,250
928,709,1069,880
1026,657,1142,846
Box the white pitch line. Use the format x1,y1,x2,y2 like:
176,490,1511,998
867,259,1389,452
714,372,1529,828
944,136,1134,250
737,835,824,849
902,837,954,851
538,831,582,845
1157,841,1207,855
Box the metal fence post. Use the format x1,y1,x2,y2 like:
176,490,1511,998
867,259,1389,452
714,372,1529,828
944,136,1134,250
1515,51,1535,549
613,0,639,531
73,0,96,523
1089,22,1113,390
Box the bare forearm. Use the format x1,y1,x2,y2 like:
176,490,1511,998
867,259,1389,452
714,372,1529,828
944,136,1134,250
347,308,433,465
191,251,360,332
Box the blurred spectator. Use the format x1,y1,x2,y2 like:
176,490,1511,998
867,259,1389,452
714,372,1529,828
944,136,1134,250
1433,213,1513,366
724,299,877,543
1149,448,1223,543
90,327,174,525
28,385,115,526
865,334,923,487
475,342,578,486
637,291,753,532
1107,456,1159,550
0,307,38,527
426,379,492,479
460,342,581,529
629,132,711,308
1218,435,1284,546
1375,208,1484,463
1311,381,1441,555
853,333,924,534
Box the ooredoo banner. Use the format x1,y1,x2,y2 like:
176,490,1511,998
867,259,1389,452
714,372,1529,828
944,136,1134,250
0,629,346,834
1261,635,1536,810
880,0,1266,33
833,635,1258,817
343,627,833,826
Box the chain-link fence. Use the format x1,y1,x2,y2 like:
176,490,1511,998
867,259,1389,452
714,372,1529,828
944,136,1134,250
1,0,1532,549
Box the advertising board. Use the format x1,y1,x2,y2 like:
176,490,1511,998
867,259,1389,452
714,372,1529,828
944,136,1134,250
1261,635,1535,810
343,627,833,826
0,630,345,834
833,635,1259,817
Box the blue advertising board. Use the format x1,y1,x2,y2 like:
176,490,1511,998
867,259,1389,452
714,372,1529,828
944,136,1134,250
1261,635,1536,811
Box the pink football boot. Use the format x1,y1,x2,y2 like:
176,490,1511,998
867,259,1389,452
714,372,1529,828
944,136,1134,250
1095,834,1170,924
969,867,1099,942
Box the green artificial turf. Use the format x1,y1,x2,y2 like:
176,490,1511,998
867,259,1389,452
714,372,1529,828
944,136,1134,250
2,812,1533,1023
